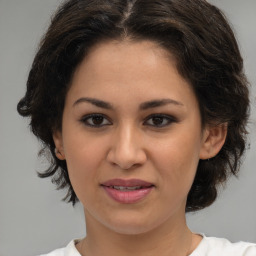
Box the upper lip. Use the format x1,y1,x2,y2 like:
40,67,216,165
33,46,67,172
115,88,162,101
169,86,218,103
101,179,154,187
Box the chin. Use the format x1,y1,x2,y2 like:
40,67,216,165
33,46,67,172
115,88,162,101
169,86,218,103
109,223,155,236
101,214,165,236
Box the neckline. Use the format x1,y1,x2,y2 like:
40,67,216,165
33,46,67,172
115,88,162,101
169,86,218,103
71,234,206,256
188,234,206,256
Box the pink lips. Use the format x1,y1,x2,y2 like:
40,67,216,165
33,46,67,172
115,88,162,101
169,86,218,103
101,179,154,204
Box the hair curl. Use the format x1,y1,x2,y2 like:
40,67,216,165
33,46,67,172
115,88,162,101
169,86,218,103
17,0,249,212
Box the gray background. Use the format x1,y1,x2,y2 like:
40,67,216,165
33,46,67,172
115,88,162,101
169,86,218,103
0,0,255,255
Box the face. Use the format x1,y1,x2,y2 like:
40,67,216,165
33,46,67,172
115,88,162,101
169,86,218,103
54,40,216,235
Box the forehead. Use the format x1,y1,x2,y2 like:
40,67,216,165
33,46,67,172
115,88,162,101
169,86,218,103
76,40,173,82
84,39,171,66
68,39,197,109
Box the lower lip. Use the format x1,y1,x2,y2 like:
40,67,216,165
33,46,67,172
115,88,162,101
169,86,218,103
102,186,154,204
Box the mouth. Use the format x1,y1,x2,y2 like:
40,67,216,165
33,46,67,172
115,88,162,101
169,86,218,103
101,179,155,204
107,185,150,191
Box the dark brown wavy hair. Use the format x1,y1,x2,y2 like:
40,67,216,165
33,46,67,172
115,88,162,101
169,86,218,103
17,0,249,212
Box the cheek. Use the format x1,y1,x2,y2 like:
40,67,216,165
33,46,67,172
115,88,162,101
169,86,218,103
152,129,201,190
63,133,107,196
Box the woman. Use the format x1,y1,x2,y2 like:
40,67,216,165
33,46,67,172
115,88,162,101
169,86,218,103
17,0,256,255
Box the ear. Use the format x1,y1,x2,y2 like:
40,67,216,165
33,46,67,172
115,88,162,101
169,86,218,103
52,130,66,160
199,123,227,160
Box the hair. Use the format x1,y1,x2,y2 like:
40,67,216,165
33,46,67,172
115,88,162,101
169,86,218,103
17,0,249,212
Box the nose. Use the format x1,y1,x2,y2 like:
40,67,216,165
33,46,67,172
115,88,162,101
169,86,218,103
106,124,147,170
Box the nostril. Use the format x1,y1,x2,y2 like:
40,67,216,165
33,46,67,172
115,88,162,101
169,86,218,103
106,147,147,170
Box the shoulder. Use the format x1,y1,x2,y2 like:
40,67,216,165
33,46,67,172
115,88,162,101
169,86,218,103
191,235,256,256
38,240,81,256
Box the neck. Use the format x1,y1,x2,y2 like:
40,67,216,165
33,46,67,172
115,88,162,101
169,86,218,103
77,208,200,256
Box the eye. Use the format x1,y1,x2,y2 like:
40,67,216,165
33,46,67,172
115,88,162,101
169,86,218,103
144,114,177,127
80,114,111,127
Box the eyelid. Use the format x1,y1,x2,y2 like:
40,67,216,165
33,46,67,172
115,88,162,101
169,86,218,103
79,113,177,128
80,113,112,127
143,113,178,127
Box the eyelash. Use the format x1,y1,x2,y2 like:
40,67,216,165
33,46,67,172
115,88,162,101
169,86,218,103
144,114,177,127
80,113,177,128
80,114,111,128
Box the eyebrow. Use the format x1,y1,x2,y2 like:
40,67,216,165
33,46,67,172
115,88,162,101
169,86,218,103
73,97,113,109
73,97,184,110
139,99,184,110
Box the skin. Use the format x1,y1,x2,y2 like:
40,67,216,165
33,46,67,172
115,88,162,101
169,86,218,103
53,40,227,256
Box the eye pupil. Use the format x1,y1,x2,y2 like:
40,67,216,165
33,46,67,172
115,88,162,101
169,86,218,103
92,116,104,125
152,117,164,125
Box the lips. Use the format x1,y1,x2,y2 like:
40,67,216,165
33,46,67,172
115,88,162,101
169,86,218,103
101,179,154,204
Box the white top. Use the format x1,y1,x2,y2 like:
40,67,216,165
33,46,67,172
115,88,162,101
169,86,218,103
39,236,256,256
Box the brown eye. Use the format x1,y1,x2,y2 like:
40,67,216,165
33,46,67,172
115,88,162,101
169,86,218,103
81,114,111,127
91,116,104,125
151,116,165,126
144,114,177,127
